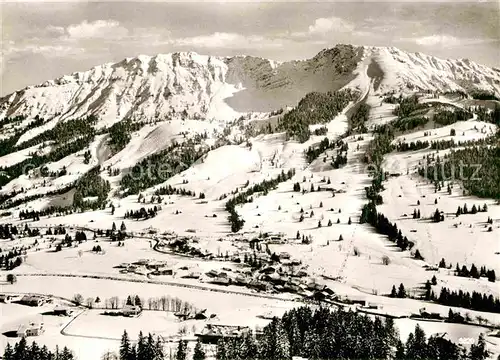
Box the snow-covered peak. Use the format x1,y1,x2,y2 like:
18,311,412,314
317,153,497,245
1,45,499,127
361,46,500,95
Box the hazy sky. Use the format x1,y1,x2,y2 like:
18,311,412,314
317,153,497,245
1,0,499,95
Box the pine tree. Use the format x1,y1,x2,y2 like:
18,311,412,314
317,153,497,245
60,347,75,360
3,343,13,360
395,340,405,359
175,340,188,360
120,330,131,360
216,339,228,360
112,222,117,232
120,221,127,232
193,339,205,360
390,285,397,298
470,264,480,279
398,283,406,298
469,334,489,360
431,275,437,285
136,331,146,360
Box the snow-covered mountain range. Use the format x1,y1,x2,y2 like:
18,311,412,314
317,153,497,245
1,45,499,126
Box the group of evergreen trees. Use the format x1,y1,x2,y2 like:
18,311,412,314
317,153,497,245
154,185,195,197
276,90,356,143
120,139,218,195
226,169,295,232
470,90,500,101
108,119,145,154
419,145,500,199
305,137,336,163
454,262,496,282
3,338,74,360
437,287,500,314
0,134,96,189
73,166,111,210
0,249,23,270
455,203,488,216
392,95,428,118
393,116,429,132
0,116,45,157
215,305,484,360
389,283,407,298
119,331,164,360
0,223,19,239
331,142,349,169
349,103,370,133
360,203,413,251
432,108,473,126
124,207,159,220
395,140,430,152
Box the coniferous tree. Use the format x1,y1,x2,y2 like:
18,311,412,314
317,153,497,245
3,343,13,360
120,330,131,360
398,283,406,298
469,334,489,360
193,339,205,360
175,340,188,360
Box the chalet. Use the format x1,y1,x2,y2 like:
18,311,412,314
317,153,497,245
196,324,251,344
0,294,22,303
260,266,277,275
146,261,169,270
205,269,219,278
182,271,201,279
419,308,441,319
122,305,142,317
279,252,291,260
152,267,173,276
17,322,44,337
175,309,209,321
211,276,231,286
233,274,250,286
18,295,46,307
53,306,73,316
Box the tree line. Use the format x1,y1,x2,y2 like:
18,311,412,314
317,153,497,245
3,338,75,360
419,145,500,199
215,305,486,360
276,89,356,143
226,169,295,232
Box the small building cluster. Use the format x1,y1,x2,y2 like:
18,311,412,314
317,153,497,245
195,324,257,344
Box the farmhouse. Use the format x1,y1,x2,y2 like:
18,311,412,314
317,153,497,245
151,266,173,275
17,322,44,337
53,305,73,316
196,324,251,344
18,295,47,307
0,294,22,303
122,305,142,317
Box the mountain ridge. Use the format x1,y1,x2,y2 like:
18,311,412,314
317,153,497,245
1,44,499,128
